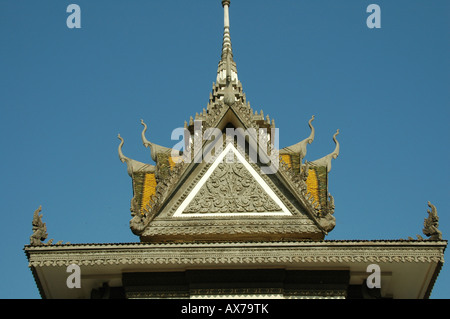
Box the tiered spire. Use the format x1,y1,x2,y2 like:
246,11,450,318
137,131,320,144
217,1,238,85
209,0,245,107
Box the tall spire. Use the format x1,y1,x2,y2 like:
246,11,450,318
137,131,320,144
221,1,232,64
217,0,238,87
204,1,246,109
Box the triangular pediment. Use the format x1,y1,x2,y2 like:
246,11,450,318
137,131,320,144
173,143,292,217
137,136,327,242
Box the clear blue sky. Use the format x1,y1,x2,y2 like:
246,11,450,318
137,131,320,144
0,0,448,299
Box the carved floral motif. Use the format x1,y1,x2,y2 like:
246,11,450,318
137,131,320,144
26,242,446,267
184,162,281,214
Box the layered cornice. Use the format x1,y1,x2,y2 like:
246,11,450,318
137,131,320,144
25,240,447,267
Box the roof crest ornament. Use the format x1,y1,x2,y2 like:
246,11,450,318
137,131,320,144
223,53,235,106
30,206,66,246
281,115,315,169
118,134,155,176
140,119,174,163
423,201,442,240
310,129,340,173
30,206,48,246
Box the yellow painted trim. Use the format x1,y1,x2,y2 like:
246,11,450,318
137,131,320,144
141,173,157,214
169,157,182,170
280,155,292,168
306,168,319,206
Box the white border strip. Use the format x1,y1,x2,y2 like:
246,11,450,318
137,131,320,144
173,144,292,217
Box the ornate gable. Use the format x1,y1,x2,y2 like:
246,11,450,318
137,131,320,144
117,1,340,243
174,144,291,217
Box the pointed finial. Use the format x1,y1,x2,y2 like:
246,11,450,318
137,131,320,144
309,129,340,173
117,134,135,176
280,115,315,170
140,119,151,148
423,201,442,240
117,134,126,163
221,0,232,60
331,129,340,159
30,205,50,246
217,0,238,85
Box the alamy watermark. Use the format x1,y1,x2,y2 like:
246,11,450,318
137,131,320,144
366,4,381,29
366,264,381,289
170,122,280,175
66,264,81,289
66,4,81,29
65,4,381,32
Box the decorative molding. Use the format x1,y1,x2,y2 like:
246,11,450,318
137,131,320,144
175,144,290,217
165,142,304,218
183,162,282,214
127,291,190,299
189,288,346,299
125,98,337,237
142,224,321,238
130,160,189,235
25,241,446,268
141,215,320,238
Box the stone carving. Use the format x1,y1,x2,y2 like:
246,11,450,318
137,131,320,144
30,206,48,246
223,55,236,107
166,147,303,219
25,241,446,268
278,157,317,212
118,134,155,176
144,223,320,238
116,0,342,240
141,119,174,163
130,160,188,235
310,129,340,173
281,115,315,171
317,193,336,233
423,201,442,240
30,206,65,246
129,197,148,236
327,193,335,214
299,161,310,181
278,157,338,234
117,134,158,235
184,162,281,214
